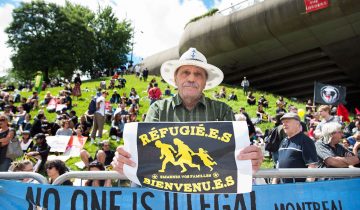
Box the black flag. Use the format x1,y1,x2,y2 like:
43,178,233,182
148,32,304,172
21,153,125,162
314,82,346,105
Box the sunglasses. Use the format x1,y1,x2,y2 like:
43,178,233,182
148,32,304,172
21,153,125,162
47,166,54,170
0,118,6,122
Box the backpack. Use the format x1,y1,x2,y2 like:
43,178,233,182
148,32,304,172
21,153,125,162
88,97,97,115
264,126,282,152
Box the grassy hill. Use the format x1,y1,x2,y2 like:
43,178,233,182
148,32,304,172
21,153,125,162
18,74,306,170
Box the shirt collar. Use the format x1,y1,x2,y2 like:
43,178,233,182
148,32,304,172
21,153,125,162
171,94,206,109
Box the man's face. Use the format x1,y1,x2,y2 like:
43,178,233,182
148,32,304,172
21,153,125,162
174,65,207,99
282,119,300,136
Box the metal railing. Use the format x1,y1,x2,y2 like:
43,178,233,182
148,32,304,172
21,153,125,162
217,0,265,16
52,168,360,185
0,172,48,184
52,171,127,185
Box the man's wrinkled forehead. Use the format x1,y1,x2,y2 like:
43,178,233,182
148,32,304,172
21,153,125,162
174,65,208,78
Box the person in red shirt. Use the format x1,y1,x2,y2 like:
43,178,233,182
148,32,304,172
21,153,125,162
148,83,162,104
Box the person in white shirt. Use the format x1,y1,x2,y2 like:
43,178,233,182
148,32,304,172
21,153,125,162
90,90,108,144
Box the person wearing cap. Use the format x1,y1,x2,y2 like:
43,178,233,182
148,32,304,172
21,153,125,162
241,76,250,96
315,122,360,169
25,133,51,173
20,130,34,153
273,113,318,184
90,90,108,144
112,47,263,176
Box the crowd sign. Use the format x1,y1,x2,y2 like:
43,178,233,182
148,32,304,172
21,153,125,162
123,122,252,194
0,178,359,209
304,0,329,13
314,82,346,105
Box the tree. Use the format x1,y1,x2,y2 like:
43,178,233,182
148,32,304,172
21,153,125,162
6,1,132,81
6,1,67,82
93,6,132,78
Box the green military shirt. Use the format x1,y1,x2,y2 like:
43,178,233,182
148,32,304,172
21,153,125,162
145,94,235,122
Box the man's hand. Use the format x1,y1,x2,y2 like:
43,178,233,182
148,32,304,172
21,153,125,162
111,146,136,175
237,145,264,174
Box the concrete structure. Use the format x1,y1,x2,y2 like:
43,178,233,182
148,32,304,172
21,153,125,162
142,0,360,106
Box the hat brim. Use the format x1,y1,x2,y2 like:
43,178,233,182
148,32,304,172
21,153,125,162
160,60,224,90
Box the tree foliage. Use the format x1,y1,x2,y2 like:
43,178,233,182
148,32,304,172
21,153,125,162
6,0,132,81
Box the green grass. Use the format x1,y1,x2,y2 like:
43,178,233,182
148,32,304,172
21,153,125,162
16,74,306,170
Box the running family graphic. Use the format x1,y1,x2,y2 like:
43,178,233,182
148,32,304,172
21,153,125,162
123,122,252,194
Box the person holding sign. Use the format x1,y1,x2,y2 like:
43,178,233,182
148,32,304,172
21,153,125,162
112,47,263,175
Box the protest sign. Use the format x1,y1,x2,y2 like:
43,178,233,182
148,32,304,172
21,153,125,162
123,121,252,194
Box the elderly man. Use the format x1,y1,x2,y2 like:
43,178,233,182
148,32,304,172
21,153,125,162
112,47,263,176
273,113,318,183
316,122,360,168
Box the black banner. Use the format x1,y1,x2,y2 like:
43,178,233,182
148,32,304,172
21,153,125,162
314,82,346,105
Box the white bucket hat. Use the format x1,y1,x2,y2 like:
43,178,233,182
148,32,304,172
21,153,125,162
160,47,224,90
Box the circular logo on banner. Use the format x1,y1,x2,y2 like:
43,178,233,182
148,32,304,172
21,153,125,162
321,85,340,104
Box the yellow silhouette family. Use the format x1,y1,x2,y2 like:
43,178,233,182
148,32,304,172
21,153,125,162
155,138,217,173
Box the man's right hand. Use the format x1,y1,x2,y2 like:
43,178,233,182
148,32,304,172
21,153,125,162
111,146,136,175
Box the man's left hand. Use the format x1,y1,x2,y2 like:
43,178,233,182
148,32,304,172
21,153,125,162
237,145,263,174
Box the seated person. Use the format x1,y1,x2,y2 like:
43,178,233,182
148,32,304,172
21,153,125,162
84,161,112,187
21,97,31,113
128,98,139,114
118,76,126,88
69,110,78,126
276,103,287,114
219,87,226,98
26,91,39,110
80,140,115,168
30,113,46,137
55,120,73,136
109,79,116,89
128,90,140,104
258,95,269,108
64,91,72,110
316,122,360,168
100,81,106,90
25,133,51,173
247,92,256,105
120,93,128,105
213,91,220,99
13,105,26,127
228,91,238,101
164,85,172,96
256,104,269,123
8,160,35,182
75,115,92,137
19,113,32,134
20,130,34,153
1,104,14,122
45,159,72,185
114,103,129,117
110,90,120,104
43,91,54,105
347,131,360,148
109,113,125,142
305,99,315,112
276,96,287,109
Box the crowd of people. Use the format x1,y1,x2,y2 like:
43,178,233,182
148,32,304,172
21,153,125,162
0,48,359,187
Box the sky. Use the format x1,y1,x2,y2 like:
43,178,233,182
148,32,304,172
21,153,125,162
0,0,237,76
